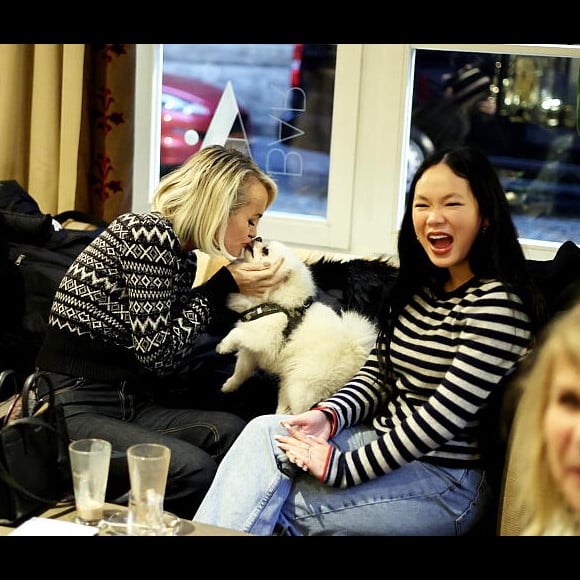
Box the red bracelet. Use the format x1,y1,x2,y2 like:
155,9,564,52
312,406,338,438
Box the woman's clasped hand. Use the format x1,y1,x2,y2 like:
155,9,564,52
275,413,333,478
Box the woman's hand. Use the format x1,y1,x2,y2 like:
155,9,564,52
227,257,286,297
280,409,332,439
275,424,332,480
274,410,333,479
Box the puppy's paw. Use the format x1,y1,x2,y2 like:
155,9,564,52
221,377,240,394
216,338,234,355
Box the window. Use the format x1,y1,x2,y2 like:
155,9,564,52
133,44,580,262
409,46,580,248
133,43,362,252
160,45,337,219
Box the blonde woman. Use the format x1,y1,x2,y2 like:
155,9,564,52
513,302,580,535
35,145,286,519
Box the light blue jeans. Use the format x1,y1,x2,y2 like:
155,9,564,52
194,414,492,535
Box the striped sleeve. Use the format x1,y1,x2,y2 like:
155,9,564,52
318,280,532,488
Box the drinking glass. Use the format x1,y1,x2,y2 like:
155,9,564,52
68,438,112,526
126,443,172,536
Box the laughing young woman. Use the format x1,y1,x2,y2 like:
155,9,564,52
193,145,546,535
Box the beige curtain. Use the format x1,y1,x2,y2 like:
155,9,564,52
0,44,84,215
0,44,136,223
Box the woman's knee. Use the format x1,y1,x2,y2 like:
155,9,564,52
167,446,217,501
214,412,248,446
245,413,287,435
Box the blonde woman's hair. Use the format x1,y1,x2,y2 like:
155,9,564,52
151,145,277,258
514,301,580,535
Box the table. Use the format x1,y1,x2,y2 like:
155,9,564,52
0,503,252,536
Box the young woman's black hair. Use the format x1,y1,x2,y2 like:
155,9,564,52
376,145,546,375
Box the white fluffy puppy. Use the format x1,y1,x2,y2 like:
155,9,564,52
217,239,378,414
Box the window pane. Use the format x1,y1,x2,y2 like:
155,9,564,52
161,44,337,218
408,48,580,245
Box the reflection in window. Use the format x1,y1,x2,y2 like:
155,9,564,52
162,44,337,219
408,48,580,244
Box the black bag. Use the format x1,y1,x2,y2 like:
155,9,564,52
0,370,73,525
0,180,104,381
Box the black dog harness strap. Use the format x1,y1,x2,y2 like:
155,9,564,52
239,297,314,340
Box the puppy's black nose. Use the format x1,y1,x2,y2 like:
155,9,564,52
248,236,262,256
244,236,262,258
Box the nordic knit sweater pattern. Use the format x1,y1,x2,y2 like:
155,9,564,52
319,279,532,488
36,212,237,382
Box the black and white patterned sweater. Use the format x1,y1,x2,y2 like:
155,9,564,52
36,212,237,382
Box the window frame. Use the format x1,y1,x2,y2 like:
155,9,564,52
132,43,580,262
132,44,362,252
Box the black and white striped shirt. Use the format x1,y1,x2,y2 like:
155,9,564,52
320,279,531,488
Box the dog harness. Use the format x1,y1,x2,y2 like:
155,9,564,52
238,297,314,340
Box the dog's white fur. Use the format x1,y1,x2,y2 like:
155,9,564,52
217,239,378,414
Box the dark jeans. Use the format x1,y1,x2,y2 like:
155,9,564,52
37,371,247,520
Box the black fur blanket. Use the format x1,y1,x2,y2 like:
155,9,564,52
309,256,399,323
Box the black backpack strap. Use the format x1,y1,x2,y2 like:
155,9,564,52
21,370,53,417
0,370,22,427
